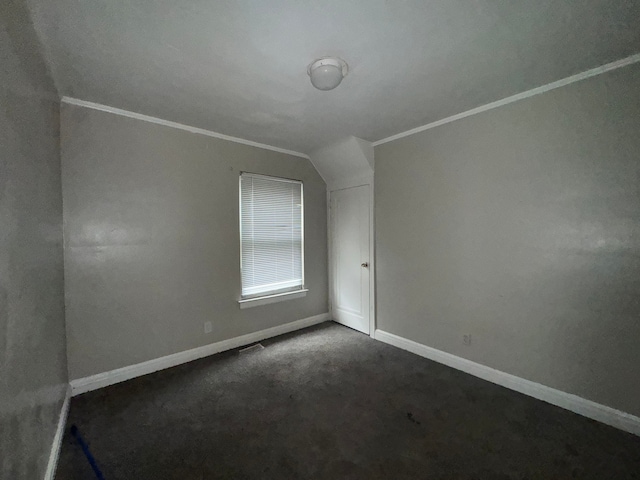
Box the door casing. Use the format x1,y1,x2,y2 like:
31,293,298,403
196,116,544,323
328,179,375,336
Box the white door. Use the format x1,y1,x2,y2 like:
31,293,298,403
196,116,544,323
330,185,370,334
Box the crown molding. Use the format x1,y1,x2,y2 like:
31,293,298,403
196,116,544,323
60,97,310,159
372,52,640,147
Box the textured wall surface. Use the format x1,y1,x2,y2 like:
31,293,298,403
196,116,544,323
0,1,68,477
61,104,328,380
375,63,640,416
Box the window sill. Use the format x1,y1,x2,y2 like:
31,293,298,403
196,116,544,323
238,289,308,309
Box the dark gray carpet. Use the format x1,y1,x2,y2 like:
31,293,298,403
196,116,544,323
56,322,640,479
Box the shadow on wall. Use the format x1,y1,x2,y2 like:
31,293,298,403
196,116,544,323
0,0,58,97
520,248,640,411
0,0,67,478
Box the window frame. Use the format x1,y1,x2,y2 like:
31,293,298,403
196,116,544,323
238,172,306,306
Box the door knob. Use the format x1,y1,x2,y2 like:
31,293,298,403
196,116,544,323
361,262,369,268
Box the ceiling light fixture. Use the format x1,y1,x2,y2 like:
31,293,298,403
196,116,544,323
307,57,348,91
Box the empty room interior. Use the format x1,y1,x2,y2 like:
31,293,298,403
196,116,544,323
2,0,640,478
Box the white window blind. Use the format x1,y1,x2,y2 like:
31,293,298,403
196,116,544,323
240,173,304,298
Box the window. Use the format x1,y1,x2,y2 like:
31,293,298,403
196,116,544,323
239,173,304,302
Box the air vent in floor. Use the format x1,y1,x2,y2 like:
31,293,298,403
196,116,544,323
238,343,265,354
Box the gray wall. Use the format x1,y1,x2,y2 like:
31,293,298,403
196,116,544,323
61,104,328,380
0,0,68,477
375,63,640,416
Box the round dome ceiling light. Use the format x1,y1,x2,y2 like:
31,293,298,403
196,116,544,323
307,57,349,91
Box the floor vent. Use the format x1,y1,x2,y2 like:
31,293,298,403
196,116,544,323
238,343,265,354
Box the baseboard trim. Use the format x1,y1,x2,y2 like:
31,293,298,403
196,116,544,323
70,314,330,396
44,385,71,480
374,329,640,437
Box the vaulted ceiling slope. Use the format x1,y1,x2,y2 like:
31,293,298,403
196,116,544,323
27,0,640,154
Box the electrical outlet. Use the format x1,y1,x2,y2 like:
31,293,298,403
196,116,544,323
463,334,472,346
204,321,213,334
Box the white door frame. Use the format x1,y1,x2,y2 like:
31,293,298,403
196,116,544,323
327,175,375,337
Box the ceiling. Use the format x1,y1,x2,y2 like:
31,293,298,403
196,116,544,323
28,0,640,154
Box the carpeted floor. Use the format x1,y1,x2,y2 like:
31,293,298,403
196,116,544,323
56,321,640,479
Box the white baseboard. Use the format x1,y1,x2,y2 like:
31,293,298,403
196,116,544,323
44,385,71,480
70,314,330,396
374,329,640,437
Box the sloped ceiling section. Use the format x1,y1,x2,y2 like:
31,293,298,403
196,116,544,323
310,136,373,189
27,0,640,154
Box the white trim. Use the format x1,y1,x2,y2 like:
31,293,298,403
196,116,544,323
374,329,640,437
70,313,329,395
328,173,374,192
372,53,640,147
326,187,333,320
240,172,303,185
368,181,376,337
44,385,71,480
300,180,305,294
238,289,308,309
60,97,310,159
238,172,305,300
328,183,374,336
